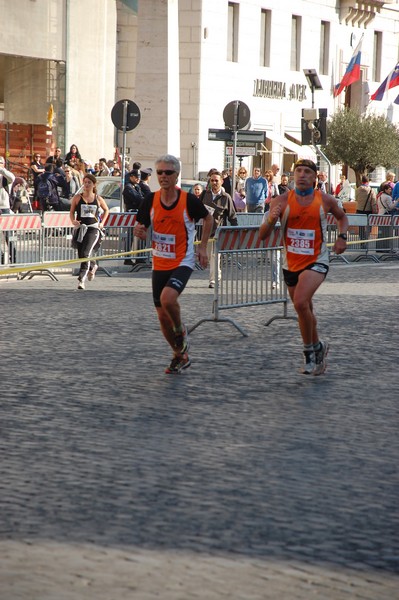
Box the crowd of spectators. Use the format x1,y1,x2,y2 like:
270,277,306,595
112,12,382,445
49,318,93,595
2,144,399,218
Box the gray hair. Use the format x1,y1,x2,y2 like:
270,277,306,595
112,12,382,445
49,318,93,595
155,154,181,174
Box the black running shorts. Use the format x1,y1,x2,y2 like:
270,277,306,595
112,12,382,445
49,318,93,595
152,266,193,307
283,262,329,287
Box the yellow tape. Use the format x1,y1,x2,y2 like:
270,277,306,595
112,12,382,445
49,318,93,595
1,236,398,277
326,235,399,248
0,247,151,277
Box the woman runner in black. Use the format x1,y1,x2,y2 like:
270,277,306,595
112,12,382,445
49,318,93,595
69,173,109,290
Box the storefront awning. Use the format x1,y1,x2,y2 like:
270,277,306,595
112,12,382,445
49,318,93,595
265,131,317,162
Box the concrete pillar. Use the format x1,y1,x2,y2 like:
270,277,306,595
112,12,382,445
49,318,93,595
133,0,180,166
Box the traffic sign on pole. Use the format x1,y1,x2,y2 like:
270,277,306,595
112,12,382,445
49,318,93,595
111,99,141,210
111,99,141,131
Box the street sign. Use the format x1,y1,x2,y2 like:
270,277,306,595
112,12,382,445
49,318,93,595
226,146,256,156
111,99,141,131
223,100,251,130
208,129,266,143
111,99,141,211
208,128,233,142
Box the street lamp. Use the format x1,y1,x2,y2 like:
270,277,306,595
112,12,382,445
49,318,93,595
303,68,323,108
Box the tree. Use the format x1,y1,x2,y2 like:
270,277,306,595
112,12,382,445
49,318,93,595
322,108,399,186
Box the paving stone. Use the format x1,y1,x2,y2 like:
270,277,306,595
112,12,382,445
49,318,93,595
0,262,398,598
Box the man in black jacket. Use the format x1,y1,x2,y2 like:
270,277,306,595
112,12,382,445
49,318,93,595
201,170,237,288
123,169,144,211
123,169,144,264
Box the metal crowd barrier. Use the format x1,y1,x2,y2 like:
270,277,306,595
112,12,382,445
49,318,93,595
236,212,265,226
100,212,152,271
189,225,296,337
0,213,43,271
0,211,151,280
327,213,399,263
3,211,398,282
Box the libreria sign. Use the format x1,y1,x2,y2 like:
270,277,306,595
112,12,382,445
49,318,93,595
253,79,308,101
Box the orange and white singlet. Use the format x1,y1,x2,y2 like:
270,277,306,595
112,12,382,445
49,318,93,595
280,189,328,272
150,190,196,271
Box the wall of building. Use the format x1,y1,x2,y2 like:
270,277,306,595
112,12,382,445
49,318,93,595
64,0,117,163
0,0,65,61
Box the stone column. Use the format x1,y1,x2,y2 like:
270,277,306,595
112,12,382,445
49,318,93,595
133,0,180,166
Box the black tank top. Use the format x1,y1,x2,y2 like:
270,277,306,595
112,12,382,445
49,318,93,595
77,194,100,225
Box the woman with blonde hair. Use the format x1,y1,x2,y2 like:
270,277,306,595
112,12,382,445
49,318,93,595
234,166,248,212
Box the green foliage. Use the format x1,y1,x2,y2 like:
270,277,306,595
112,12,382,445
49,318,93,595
322,108,399,182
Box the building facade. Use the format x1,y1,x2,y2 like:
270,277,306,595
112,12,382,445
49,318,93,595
0,0,398,185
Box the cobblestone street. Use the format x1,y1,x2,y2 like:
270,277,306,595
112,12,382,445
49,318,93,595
0,261,398,599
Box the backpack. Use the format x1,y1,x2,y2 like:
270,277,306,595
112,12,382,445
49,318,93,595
37,177,58,206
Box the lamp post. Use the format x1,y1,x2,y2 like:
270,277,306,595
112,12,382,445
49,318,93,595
302,69,332,189
303,68,323,108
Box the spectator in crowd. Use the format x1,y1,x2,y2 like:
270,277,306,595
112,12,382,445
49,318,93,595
336,176,351,206
192,183,203,198
377,183,396,215
335,174,346,197
271,163,281,185
0,156,15,214
317,171,328,193
93,162,100,176
9,177,30,213
107,159,117,174
236,166,247,195
222,168,233,195
380,171,395,191
134,154,212,374
139,168,153,198
124,160,142,185
278,173,289,195
259,158,348,376
201,170,238,288
123,169,143,212
69,173,109,290
30,152,45,201
265,169,279,211
205,167,219,191
123,169,144,265
74,159,87,185
64,144,81,167
245,167,268,212
98,158,110,177
46,147,63,165
233,186,246,212
60,164,80,204
36,163,62,211
355,175,377,215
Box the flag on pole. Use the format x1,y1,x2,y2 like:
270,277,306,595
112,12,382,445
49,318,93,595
370,62,399,101
334,37,363,97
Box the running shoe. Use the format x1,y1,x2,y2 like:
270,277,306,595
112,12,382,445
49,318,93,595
300,350,315,375
165,353,191,374
87,264,98,281
77,279,85,290
174,323,189,355
313,341,329,376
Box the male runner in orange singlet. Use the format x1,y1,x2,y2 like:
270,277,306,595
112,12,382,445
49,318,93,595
134,154,213,374
259,159,349,375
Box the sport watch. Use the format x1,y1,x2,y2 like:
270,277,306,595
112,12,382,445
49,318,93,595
338,233,348,241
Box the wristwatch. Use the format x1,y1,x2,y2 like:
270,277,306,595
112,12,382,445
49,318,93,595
338,233,348,241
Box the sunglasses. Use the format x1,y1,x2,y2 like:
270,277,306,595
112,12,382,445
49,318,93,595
156,169,176,176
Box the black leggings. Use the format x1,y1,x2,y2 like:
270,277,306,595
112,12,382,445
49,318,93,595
76,228,101,279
